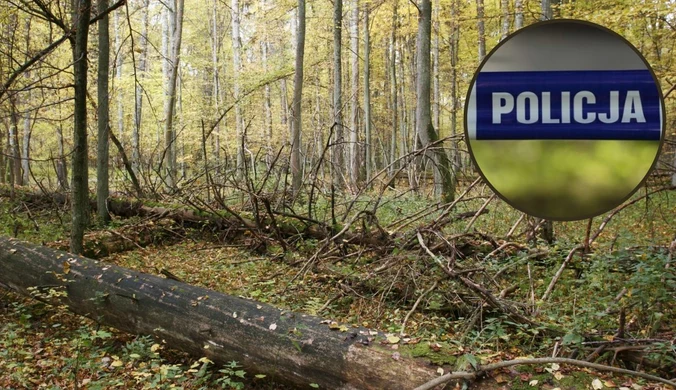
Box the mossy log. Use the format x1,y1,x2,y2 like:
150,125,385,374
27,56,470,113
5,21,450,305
0,237,442,389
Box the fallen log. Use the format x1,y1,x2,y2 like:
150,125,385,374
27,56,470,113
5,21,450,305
46,220,181,259
0,237,441,389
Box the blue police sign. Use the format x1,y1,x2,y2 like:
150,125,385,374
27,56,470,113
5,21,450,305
464,19,665,221
472,70,662,140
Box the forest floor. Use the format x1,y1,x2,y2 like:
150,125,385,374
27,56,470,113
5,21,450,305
1,182,675,389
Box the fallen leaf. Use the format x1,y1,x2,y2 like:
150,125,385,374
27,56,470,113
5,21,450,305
437,367,444,375
554,371,564,380
592,378,604,390
329,321,340,330
391,352,401,361
339,325,348,332
269,323,277,330
529,379,539,386
387,335,400,344
604,380,617,388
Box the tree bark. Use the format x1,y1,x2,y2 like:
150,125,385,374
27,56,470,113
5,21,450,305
56,124,68,191
349,0,359,188
332,0,345,189
290,0,305,195
9,97,22,187
132,0,150,176
163,0,184,189
501,0,510,41
113,10,124,160
388,2,398,178
0,237,439,389
97,0,111,224
363,6,372,182
432,1,440,132
70,0,92,254
231,0,244,175
415,0,455,202
262,40,273,167
515,0,524,30
476,0,486,61
450,0,461,172
211,0,221,174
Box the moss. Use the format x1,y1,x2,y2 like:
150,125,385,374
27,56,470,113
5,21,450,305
510,370,596,390
400,342,457,366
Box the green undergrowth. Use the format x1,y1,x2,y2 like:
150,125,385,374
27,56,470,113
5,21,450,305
1,186,674,389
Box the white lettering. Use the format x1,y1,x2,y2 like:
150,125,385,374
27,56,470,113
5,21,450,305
488,90,647,125
574,91,596,124
598,91,619,124
492,93,514,124
622,91,646,123
516,92,539,124
561,92,570,124
541,92,560,124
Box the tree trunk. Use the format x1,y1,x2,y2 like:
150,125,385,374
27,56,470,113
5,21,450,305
515,0,524,29
476,0,486,61
280,78,290,135
432,1,440,132
21,103,31,185
132,0,150,176
232,0,244,176
349,0,359,188
113,11,124,162
97,0,110,224
542,0,552,20
56,124,68,191
501,0,510,41
363,6,372,182
163,0,184,189
262,40,273,168
415,0,455,202
332,0,344,189
70,0,92,255
450,0,461,173
290,0,305,195
9,97,22,187
388,2,398,178
0,237,440,389
211,0,221,174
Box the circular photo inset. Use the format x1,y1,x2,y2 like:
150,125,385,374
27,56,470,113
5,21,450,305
465,20,665,221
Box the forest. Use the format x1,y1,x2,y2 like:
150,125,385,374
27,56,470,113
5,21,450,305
0,0,675,388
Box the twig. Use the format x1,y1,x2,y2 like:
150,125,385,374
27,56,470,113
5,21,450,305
400,280,438,336
505,214,525,240
463,194,495,233
413,357,676,390
541,245,584,301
